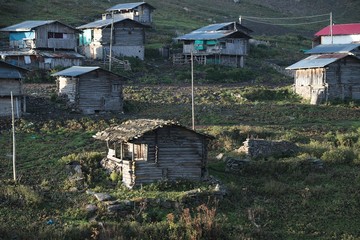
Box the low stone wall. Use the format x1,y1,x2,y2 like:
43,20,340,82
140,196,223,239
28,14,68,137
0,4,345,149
236,138,299,159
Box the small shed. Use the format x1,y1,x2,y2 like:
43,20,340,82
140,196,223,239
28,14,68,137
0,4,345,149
93,119,214,188
77,18,149,60
51,66,125,114
313,23,360,46
0,20,80,50
175,22,252,67
102,2,155,25
286,53,360,104
0,61,29,117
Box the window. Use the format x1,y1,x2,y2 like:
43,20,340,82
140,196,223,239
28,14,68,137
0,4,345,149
123,143,148,160
48,32,65,39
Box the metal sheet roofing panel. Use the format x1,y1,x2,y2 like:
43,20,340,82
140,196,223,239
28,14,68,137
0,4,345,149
51,66,100,77
0,68,22,79
106,2,154,11
286,54,349,70
196,22,235,32
305,44,360,54
77,18,126,29
315,23,360,36
176,31,235,40
0,20,55,32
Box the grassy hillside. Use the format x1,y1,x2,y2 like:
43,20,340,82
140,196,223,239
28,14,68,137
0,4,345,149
0,84,359,239
0,0,359,36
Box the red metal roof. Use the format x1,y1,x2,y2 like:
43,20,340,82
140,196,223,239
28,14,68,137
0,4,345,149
315,23,360,36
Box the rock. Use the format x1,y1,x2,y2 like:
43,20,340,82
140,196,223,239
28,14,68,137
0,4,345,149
85,204,98,213
94,193,112,202
107,204,123,212
216,153,224,160
86,190,95,195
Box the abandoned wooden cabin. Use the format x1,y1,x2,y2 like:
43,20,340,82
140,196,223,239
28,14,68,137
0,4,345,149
286,53,360,104
77,18,149,60
51,66,124,114
93,119,214,188
0,20,84,69
175,22,252,67
102,2,155,26
313,23,360,46
0,61,29,117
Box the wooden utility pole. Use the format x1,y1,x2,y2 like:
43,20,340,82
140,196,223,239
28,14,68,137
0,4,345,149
191,52,195,130
11,92,16,182
109,11,114,71
330,12,333,44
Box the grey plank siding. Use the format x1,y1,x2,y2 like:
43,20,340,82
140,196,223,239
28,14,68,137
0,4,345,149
0,80,22,96
130,127,206,186
34,22,77,50
102,27,144,46
76,71,122,113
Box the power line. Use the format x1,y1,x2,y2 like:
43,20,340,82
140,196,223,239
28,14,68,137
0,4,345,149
242,13,329,20
244,18,329,26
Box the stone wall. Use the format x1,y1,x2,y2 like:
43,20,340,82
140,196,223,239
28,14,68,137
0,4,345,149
236,138,299,159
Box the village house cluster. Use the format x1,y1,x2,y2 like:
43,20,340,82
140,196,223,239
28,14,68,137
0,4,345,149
1,2,360,187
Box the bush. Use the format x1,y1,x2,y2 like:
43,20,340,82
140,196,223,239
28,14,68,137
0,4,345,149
321,147,356,164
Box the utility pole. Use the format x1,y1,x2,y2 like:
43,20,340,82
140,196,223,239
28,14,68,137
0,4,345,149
330,12,333,44
11,92,16,182
109,11,114,71
191,52,195,130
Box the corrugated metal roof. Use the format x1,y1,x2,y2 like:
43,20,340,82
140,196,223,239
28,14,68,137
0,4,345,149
77,17,128,29
51,66,100,77
286,53,351,70
176,22,251,40
0,20,56,32
106,2,155,11
315,23,360,36
305,43,360,54
39,51,85,59
0,61,27,79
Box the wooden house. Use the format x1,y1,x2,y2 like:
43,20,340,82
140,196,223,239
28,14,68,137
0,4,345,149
286,53,360,104
313,23,360,46
77,18,149,60
102,2,155,26
175,22,252,67
0,20,79,51
51,66,125,114
0,61,28,117
93,119,214,188
0,20,84,69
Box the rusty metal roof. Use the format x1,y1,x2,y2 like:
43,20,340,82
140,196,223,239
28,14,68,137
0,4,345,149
106,2,155,11
286,53,355,70
93,119,213,142
305,44,360,54
176,22,251,41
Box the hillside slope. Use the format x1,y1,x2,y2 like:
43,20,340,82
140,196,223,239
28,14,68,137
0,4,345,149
0,0,359,37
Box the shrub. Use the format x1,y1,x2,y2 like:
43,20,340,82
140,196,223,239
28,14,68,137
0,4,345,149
321,147,356,164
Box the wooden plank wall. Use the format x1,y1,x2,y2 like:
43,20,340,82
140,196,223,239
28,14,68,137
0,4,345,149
77,70,123,114
0,79,22,96
35,22,77,50
121,126,208,187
